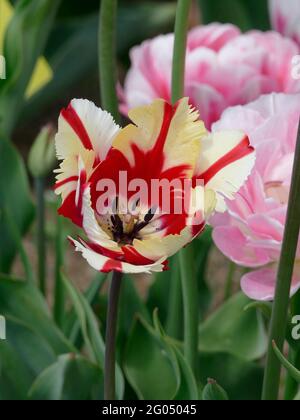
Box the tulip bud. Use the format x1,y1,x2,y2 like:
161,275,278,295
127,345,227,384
202,379,229,400
28,124,56,178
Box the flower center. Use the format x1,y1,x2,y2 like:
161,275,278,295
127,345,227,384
110,208,155,245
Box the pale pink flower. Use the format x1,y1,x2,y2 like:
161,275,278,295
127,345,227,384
269,0,300,46
211,93,300,301
120,24,300,129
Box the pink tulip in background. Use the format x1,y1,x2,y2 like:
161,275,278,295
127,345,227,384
211,93,300,301
120,23,300,129
269,0,300,46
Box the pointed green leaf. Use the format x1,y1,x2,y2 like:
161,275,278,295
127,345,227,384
202,379,229,400
199,292,267,361
272,341,300,383
28,354,103,400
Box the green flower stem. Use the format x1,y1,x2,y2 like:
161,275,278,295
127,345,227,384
262,121,300,400
179,245,198,375
34,177,46,295
54,212,65,327
166,257,183,339
98,0,120,123
171,0,197,374
171,0,191,104
3,206,35,284
104,271,123,400
99,0,122,400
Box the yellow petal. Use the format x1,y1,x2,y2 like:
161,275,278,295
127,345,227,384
25,57,53,98
0,0,12,50
113,98,206,177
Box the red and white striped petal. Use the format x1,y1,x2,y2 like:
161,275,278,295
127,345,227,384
55,99,120,207
55,155,91,226
194,130,255,212
113,98,205,178
56,98,120,162
70,238,166,274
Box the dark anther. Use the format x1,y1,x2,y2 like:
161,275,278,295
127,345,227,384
144,207,156,223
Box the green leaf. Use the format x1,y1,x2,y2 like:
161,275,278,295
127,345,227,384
118,275,151,350
198,0,251,31
147,258,180,332
124,316,179,400
124,314,198,400
0,0,60,137
64,273,106,345
62,272,124,399
0,316,57,400
28,354,103,400
199,292,267,361
202,379,229,400
172,345,198,400
272,341,300,383
0,274,74,354
198,0,270,31
198,352,264,400
244,300,272,320
0,140,34,272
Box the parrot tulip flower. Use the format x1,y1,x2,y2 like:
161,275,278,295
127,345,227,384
211,93,300,301
269,0,300,47
54,97,255,274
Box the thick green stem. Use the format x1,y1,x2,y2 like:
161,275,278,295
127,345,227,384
104,271,123,400
179,245,198,375
166,258,183,339
35,177,46,295
171,0,191,104
54,211,65,327
262,121,300,400
98,0,120,123
171,0,197,374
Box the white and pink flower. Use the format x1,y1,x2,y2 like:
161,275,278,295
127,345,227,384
120,23,300,129
211,93,300,301
269,0,300,46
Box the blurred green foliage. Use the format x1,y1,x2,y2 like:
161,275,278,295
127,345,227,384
199,0,270,31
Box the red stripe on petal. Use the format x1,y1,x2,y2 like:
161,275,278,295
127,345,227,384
55,175,79,190
61,102,93,150
197,136,254,185
192,220,205,239
102,260,123,273
122,245,154,266
58,191,83,227
151,101,175,155
82,240,123,260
